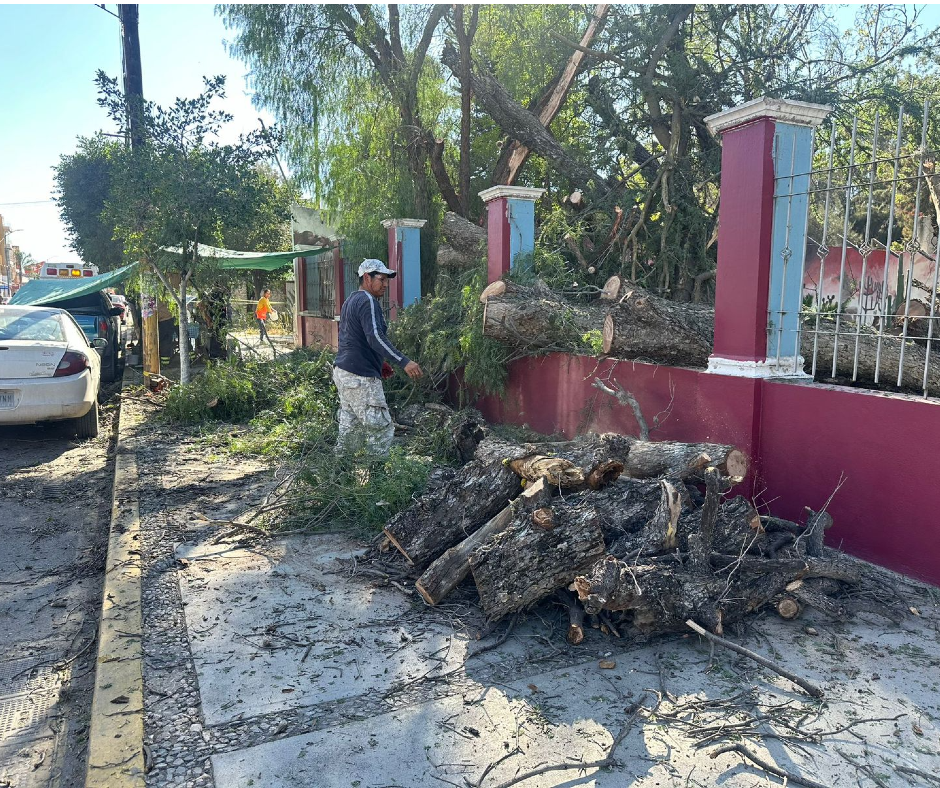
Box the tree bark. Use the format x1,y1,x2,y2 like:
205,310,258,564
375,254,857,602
469,496,607,621
383,456,521,567
483,281,940,394
438,212,487,272
415,477,551,606
602,290,714,366
441,43,608,192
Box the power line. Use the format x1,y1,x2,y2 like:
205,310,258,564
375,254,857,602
0,200,55,206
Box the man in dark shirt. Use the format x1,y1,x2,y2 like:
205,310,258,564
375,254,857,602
333,259,423,454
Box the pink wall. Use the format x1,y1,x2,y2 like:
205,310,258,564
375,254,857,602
758,380,940,582
473,353,940,587
300,315,338,351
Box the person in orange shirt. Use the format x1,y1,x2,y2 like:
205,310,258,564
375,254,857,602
255,288,272,343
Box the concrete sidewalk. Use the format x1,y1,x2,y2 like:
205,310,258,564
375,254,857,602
90,392,940,788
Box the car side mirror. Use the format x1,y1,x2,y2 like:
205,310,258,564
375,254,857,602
109,307,123,317
91,337,109,351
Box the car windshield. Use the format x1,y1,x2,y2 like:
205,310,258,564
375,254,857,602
0,311,67,342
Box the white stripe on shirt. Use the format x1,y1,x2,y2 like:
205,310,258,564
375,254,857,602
368,294,403,362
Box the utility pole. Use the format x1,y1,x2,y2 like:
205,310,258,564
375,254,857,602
118,4,159,375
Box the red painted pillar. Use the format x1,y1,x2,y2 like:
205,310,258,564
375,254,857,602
704,97,829,376
479,186,545,284
384,222,404,318
293,256,306,347
708,115,777,367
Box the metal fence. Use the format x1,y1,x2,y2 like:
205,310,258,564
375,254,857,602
775,101,940,397
304,248,336,318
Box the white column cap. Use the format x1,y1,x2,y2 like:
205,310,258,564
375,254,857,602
705,96,831,136
381,218,427,229
478,186,546,203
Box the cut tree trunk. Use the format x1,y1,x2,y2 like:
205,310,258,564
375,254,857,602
481,433,747,488
482,281,940,393
438,212,487,271
571,554,796,634
469,496,607,621
383,456,522,567
622,440,748,481
415,477,551,606
482,281,599,352
601,290,714,366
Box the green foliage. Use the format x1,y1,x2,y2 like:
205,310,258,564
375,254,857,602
163,347,466,535
96,73,287,286
53,135,125,271
390,264,510,398
289,447,432,534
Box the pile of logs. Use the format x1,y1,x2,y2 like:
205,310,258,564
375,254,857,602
382,429,876,639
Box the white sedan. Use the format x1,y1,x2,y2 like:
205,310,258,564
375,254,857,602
0,305,105,438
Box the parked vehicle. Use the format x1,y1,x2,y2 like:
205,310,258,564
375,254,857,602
108,293,128,324
44,290,125,383
0,305,105,438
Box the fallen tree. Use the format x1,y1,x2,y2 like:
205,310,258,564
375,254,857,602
482,279,940,392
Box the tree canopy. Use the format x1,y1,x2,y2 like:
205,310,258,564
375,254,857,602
220,4,940,300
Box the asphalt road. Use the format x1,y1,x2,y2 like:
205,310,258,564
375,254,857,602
0,392,118,788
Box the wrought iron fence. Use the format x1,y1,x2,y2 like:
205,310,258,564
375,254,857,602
776,101,940,397
304,248,336,318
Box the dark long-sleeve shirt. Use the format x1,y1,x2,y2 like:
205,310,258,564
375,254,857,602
334,290,410,378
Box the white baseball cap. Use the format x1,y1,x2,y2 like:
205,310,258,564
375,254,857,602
358,259,396,278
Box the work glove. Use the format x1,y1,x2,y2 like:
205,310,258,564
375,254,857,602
381,361,395,380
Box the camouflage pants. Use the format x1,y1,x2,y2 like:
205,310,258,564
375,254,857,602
332,366,394,456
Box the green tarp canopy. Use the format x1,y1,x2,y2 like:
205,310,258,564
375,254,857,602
158,243,323,271
10,263,140,306
10,244,318,307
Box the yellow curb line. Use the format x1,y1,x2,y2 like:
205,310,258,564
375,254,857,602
85,377,145,788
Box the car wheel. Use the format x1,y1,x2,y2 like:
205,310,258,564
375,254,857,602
101,351,117,383
73,400,99,439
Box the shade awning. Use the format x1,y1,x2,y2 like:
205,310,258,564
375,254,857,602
158,243,327,272
9,263,139,306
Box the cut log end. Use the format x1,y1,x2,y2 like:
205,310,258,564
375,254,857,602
480,280,507,303
776,596,803,620
587,460,624,490
415,580,435,606
600,276,622,301
532,507,555,530
602,313,615,354
724,449,749,479
567,623,585,645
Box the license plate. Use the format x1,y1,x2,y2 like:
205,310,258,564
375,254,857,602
0,391,14,409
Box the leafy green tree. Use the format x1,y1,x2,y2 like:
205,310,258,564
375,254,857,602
96,72,286,384
53,135,125,271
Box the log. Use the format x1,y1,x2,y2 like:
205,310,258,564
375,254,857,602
383,456,522,567
483,281,940,394
438,212,487,271
482,432,747,487
572,554,796,634
776,596,803,620
556,588,586,645
469,496,607,621
482,281,600,352
415,478,550,606
623,440,748,481
602,291,714,366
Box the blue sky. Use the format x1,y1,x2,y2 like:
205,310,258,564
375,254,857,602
0,3,274,267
